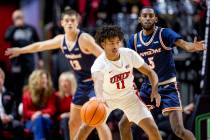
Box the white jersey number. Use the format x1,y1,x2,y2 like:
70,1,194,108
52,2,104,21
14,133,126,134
148,57,155,69
70,60,82,70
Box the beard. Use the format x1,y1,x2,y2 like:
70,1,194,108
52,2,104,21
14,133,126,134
141,22,155,31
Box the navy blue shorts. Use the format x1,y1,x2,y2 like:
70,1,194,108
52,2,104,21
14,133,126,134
139,82,182,114
72,81,95,106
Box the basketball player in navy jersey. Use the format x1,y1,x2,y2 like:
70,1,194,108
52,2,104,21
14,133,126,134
118,7,206,140
5,9,112,140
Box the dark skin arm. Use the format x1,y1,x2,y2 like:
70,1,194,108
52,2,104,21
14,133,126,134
175,37,206,52
137,63,161,107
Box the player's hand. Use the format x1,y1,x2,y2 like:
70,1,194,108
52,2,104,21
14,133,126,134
192,37,206,52
5,47,21,58
90,97,108,107
183,102,194,114
90,97,105,103
150,92,161,107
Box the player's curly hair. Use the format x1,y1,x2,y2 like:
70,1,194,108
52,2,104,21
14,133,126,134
95,25,124,46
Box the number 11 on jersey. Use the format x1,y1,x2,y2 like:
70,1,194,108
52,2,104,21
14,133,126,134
116,80,125,89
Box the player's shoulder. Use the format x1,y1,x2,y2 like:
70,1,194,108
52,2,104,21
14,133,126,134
119,47,135,55
54,34,64,40
119,47,131,52
79,31,95,47
91,53,105,73
94,52,106,63
79,32,93,41
160,27,174,34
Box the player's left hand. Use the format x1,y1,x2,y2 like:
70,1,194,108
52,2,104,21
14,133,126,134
192,37,206,52
90,97,108,107
5,47,22,58
150,92,161,107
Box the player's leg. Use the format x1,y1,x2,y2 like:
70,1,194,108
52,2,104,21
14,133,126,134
118,83,153,140
168,110,195,140
74,123,94,140
96,123,112,140
73,123,112,140
160,82,195,140
88,89,112,140
118,114,132,140
138,117,162,140
118,83,154,140
74,102,112,140
135,100,162,140
69,105,97,140
68,103,82,140
95,102,112,140
122,93,162,140
69,83,95,140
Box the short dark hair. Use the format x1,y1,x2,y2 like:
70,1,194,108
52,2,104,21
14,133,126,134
95,25,124,45
139,6,157,16
61,7,80,20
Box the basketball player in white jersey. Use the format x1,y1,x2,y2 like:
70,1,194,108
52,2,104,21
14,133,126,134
74,25,162,140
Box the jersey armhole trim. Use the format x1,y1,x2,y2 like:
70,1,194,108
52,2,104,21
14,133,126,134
159,28,172,51
78,33,92,55
134,33,137,51
60,35,65,53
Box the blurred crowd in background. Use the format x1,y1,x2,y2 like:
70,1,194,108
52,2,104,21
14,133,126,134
0,0,208,140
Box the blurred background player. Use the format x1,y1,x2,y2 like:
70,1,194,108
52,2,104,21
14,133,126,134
118,6,205,140
5,9,112,140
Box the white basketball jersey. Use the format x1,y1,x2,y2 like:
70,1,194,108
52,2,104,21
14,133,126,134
91,48,145,97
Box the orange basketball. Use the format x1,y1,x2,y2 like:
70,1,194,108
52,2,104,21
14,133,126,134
80,100,106,127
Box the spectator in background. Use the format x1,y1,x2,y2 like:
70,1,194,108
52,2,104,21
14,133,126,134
0,68,23,140
4,9,43,104
22,69,56,140
55,72,76,140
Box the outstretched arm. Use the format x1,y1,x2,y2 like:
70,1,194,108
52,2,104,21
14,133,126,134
175,37,206,52
137,63,161,107
5,35,63,58
79,33,103,57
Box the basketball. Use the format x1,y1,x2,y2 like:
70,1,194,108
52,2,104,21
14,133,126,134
80,100,106,127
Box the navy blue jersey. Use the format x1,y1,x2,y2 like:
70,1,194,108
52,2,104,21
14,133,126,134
61,31,96,82
128,27,182,83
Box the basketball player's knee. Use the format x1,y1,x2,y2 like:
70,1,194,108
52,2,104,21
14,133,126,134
146,123,160,137
171,124,185,137
151,124,159,134
118,117,130,131
69,119,76,129
80,124,92,133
